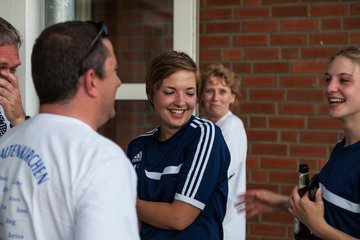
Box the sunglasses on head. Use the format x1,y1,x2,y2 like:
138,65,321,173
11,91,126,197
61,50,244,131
79,21,109,75
88,21,109,48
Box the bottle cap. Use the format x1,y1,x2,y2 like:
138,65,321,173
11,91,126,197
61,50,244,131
299,164,309,173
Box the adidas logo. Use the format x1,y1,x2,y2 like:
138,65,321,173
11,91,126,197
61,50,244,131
132,151,142,163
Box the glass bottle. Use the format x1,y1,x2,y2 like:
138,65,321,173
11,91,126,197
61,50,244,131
294,164,312,240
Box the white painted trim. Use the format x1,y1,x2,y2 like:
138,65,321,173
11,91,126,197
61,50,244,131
173,0,198,62
116,84,147,100
5,0,198,106
1,0,44,116
115,0,198,101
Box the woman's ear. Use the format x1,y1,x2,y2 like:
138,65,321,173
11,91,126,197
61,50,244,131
230,92,236,105
83,69,98,97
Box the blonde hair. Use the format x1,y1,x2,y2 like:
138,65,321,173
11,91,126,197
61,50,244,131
200,64,241,106
330,46,360,65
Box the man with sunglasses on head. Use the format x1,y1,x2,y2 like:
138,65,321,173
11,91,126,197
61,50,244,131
0,17,28,137
0,21,140,240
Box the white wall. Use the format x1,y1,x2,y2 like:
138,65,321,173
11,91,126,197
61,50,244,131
0,0,45,116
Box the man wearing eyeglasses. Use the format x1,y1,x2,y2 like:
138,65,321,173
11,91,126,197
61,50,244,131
0,21,140,240
0,17,28,137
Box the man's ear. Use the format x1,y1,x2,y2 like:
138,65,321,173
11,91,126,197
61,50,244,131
83,69,98,97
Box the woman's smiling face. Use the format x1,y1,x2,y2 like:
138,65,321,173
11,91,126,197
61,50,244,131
152,70,197,140
325,56,360,122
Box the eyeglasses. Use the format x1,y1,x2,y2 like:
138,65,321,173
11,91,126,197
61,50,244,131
83,21,109,59
80,21,109,75
88,21,109,49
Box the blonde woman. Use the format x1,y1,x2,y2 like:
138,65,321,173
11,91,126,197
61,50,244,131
200,64,247,240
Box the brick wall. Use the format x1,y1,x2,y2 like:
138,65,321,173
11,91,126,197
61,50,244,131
199,0,358,239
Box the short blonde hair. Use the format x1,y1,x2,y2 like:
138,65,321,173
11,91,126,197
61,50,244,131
200,64,241,106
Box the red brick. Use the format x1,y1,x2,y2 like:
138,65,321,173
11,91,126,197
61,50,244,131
263,0,299,3
199,49,221,60
251,170,269,181
282,19,319,31
281,131,298,142
200,36,230,46
224,49,242,60
233,63,252,73
269,117,305,129
352,3,360,14
322,18,342,30
344,17,360,29
289,145,328,157
318,103,330,115
200,8,233,20
280,76,317,88
279,103,315,115
250,89,284,101
269,171,298,183
262,211,293,223
310,4,349,16
235,7,270,18
234,35,269,46
247,130,277,141
243,0,261,5
243,20,279,32
271,34,307,45
308,118,342,130
301,47,339,59
207,0,240,5
291,61,327,73
254,62,288,73
310,33,348,45
281,48,299,59
262,157,297,169
247,156,261,168
252,143,287,156
350,32,360,44
287,90,324,101
300,132,338,144
243,76,277,87
250,223,286,236
243,48,279,60
241,103,276,114
249,116,267,128
272,5,308,17
206,22,240,33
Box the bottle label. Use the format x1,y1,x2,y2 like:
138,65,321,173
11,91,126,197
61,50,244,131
294,218,300,234
298,172,308,189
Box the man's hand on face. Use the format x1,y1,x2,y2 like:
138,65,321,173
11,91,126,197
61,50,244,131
0,70,25,126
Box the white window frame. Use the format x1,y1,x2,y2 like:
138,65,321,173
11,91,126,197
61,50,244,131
1,0,198,113
115,0,198,100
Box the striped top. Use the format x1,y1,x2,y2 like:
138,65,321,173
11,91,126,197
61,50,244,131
127,115,230,240
317,138,360,239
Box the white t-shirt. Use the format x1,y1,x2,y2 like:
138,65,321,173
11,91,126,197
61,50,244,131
215,111,247,240
0,114,140,240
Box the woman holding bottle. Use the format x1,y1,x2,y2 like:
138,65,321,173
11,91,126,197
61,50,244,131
240,46,360,240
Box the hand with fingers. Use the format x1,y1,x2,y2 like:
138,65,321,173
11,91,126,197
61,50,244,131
0,70,26,127
237,189,290,219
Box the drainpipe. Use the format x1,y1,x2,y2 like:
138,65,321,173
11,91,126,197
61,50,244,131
45,0,75,26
